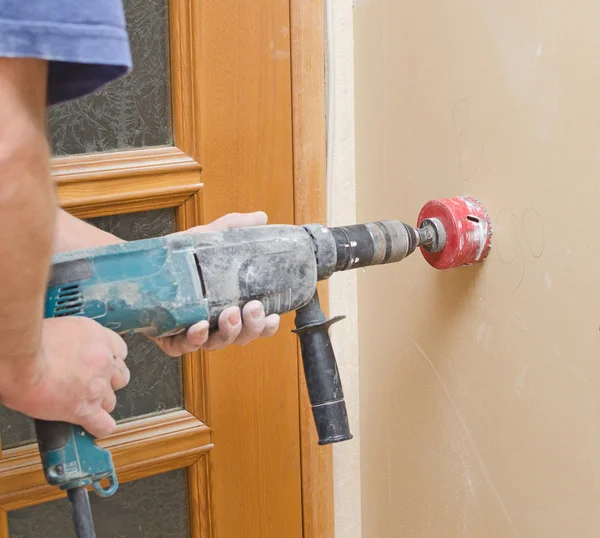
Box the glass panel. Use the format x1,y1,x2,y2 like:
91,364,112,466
48,0,172,155
0,209,182,449
8,469,189,537
87,208,178,242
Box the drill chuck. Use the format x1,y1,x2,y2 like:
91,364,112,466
304,217,448,281
304,220,426,281
329,221,420,271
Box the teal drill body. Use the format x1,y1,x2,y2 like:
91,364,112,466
46,235,209,336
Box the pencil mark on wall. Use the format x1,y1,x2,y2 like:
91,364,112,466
411,339,522,538
512,242,526,295
494,207,545,293
494,210,525,294
522,207,545,258
452,99,485,181
453,99,470,134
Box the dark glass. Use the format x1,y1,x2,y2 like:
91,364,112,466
8,470,189,537
48,0,172,155
0,209,182,449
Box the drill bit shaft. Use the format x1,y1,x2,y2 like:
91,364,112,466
417,218,446,253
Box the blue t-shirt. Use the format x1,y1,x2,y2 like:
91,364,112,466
0,0,132,105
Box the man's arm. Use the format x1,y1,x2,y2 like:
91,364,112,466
0,58,130,438
0,58,54,364
54,208,123,253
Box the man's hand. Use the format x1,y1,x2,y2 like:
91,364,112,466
0,317,130,438
150,212,281,356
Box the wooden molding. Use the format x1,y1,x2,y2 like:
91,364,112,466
60,183,202,219
177,192,210,424
178,190,212,538
187,457,212,538
52,146,200,183
290,0,336,537
170,0,202,161
52,146,203,219
0,410,212,511
290,2,328,229
0,509,7,538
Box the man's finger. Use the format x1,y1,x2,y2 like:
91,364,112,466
203,307,243,351
188,212,268,234
260,314,280,338
111,358,130,391
234,301,266,346
160,321,210,356
104,328,128,360
207,211,268,230
184,321,210,349
102,391,117,413
78,408,117,439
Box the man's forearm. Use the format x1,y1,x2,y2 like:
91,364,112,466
0,59,55,363
54,209,123,254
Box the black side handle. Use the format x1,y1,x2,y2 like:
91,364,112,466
293,291,353,445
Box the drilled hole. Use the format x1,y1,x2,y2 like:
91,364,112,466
467,216,480,223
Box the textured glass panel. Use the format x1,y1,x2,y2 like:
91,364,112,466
87,209,177,242
0,409,35,451
48,0,172,155
0,209,182,449
9,469,189,537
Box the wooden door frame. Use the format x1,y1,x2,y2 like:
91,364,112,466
290,1,335,537
0,0,334,535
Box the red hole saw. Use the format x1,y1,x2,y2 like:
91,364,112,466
417,196,493,269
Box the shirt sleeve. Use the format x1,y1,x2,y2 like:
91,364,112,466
0,0,132,105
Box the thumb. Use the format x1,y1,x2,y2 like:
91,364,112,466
192,211,268,233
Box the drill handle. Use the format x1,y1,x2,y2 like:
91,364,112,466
293,291,353,445
35,418,73,454
34,419,118,496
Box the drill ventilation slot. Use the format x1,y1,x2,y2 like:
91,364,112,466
54,285,85,317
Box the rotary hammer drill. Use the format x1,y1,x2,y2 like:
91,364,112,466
38,196,492,537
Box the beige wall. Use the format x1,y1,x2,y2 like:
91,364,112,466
354,1,600,536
